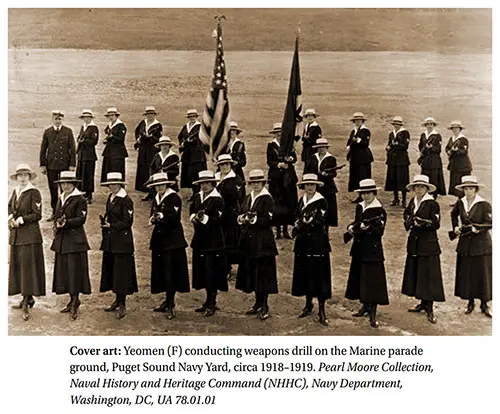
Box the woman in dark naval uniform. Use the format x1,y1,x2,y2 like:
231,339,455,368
8,164,45,321
344,179,389,328
300,108,322,164
236,169,279,321
266,122,298,239
148,172,190,320
451,176,492,318
149,136,180,192
215,154,244,276
51,171,91,320
417,117,446,197
178,109,207,200
134,106,162,199
189,170,227,316
402,174,445,324
99,172,138,319
292,173,332,327
225,121,247,182
101,107,128,183
384,116,410,207
346,112,373,202
445,121,473,202
75,109,99,204
304,138,339,228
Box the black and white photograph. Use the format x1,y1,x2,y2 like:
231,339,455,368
7,7,492,337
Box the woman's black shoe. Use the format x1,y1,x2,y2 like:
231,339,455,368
116,304,126,319
465,300,475,314
390,199,400,206
481,303,492,318
298,304,314,318
353,304,369,317
105,301,119,312
153,300,169,312
408,302,426,313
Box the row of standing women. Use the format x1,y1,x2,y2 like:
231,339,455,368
9,155,492,327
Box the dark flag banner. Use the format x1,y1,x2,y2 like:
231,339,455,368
200,16,231,159
279,34,303,157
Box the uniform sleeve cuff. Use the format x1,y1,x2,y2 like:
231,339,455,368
200,214,209,225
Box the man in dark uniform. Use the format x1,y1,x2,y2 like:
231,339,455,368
300,108,322,164
76,109,99,204
39,110,76,221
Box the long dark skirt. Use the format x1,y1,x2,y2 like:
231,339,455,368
192,250,228,291
76,160,96,194
236,256,278,294
385,165,410,191
402,255,445,301
52,252,91,295
135,146,158,192
101,157,125,183
455,254,492,301
345,258,389,305
320,191,338,227
223,216,240,264
9,244,46,296
292,254,332,299
448,169,471,197
348,162,371,192
421,167,446,195
181,161,207,189
151,248,190,294
270,181,298,225
100,252,138,296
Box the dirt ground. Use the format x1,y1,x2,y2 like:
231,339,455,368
7,49,492,336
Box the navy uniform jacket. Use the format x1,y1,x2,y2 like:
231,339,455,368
189,189,225,252
386,129,410,166
50,190,90,253
349,200,386,262
134,119,162,149
178,123,207,164
304,153,338,194
103,120,128,159
149,190,188,251
225,139,247,179
76,124,99,162
99,191,135,254
149,151,180,182
8,187,43,246
418,132,443,170
40,125,76,170
293,194,330,255
347,125,373,164
404,194,441,256
445,136,472,172
301,122,322,162
451,196,492,256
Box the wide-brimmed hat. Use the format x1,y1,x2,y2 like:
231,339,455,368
447,120,465,130
421,116,438,126
216,154,236,166
247,169,268,183
192,170,217,185
51,110,64,118
155,136,176,148
313,138,330,148
146,172,175,188
350,112,366,122
390,116,404,125
406,174,436,192
269,123,282,134
304,108,319,118
143,106,157,116
297,173,324,187
186,109,199,118
79,109,94,119
55,171,81,184
101,172,127,186
229,121,243,133
104,107,120,117
354,178,381,193
10,163,37,181
455,175,484,190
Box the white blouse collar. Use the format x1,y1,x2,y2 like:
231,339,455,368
250,187,271,208
413,192,434,214
302,191,324,209
109,118,123,128
360,197,382,212
145,118,160,130
15,182,36,198
461,194,485,213
200,187,222,203
60,187,83,205
424,129,438,139
229,137,241,151
186,121,201,132
156,188,176,205
215,169,236,182
159,149,176,163
111,187,127,200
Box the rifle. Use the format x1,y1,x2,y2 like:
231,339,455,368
405,215,434,230
237,211,257,225
161,160,181,172
343,214,385,244
418,134,439,165
321,163,346,173
448,223,492,241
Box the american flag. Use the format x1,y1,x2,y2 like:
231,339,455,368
199,17,231,159
279,35,303,157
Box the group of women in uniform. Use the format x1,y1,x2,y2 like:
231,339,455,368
8,109,492,329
